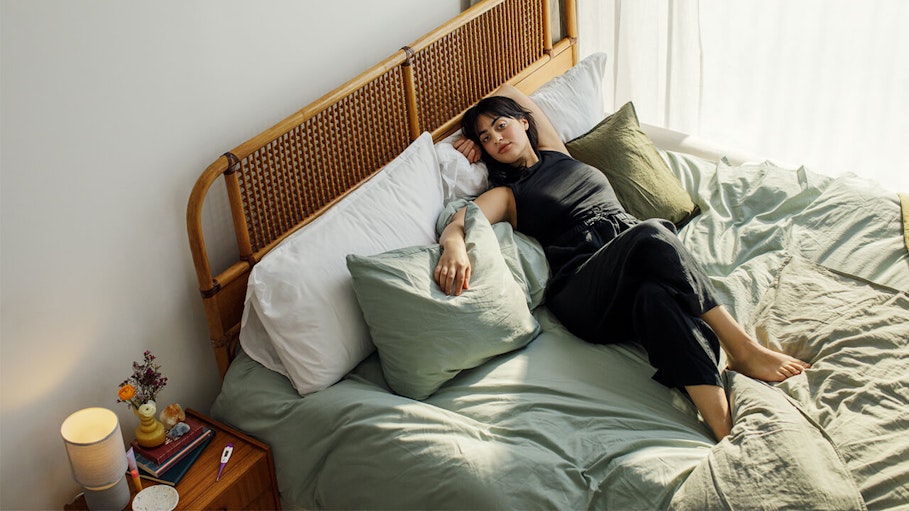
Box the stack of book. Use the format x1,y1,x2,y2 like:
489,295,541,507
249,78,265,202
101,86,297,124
132,416,214,486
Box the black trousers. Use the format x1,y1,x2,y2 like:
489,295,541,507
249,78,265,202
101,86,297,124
547,219,723,388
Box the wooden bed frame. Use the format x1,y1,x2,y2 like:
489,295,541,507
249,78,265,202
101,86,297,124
186,0,579,378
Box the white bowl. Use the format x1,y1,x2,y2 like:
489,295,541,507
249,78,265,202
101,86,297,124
132,485,179,511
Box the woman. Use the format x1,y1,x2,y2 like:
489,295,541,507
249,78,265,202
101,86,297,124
434,85,810,440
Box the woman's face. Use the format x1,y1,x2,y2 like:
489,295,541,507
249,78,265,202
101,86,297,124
475,113,539,168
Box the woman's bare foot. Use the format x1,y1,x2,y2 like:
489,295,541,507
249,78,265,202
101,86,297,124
725,341,810,382
702,305,810,382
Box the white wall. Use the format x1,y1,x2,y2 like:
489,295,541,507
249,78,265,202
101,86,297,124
0,1,461,508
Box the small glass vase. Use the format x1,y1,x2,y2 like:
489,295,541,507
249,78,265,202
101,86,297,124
133,400,166,448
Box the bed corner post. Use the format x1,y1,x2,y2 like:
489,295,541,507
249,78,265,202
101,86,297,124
222,152,255,264
401,46,421,141
564,0,578,64
187,153,251,380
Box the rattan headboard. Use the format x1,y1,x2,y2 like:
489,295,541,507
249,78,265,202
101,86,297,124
187,0,578,378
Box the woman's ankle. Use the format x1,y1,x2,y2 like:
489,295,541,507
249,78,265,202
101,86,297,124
685,384,732,441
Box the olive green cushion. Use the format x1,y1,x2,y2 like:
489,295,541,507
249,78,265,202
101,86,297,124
567,102,699,227
346,202,540,400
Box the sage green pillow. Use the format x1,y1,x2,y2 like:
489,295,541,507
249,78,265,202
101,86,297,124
566,102,699,227
436,197,549,310
347,202,541,400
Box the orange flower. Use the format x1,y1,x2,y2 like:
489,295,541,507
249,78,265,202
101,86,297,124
118,384,136,401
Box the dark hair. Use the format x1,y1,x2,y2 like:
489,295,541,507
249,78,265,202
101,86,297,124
461,96,539,186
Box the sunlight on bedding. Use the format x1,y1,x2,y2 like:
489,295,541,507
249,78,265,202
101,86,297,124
212,146,909,510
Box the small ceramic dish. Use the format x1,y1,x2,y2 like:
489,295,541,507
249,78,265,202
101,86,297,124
132,485,179,511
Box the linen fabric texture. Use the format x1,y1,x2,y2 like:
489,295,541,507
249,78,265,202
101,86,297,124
239,132,444,396
213,150,909,511
347,202,541,400
567,102,699,227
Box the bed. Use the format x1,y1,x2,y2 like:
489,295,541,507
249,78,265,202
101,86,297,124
186,1,909,509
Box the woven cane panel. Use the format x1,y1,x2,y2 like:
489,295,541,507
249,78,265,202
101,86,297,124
235,68,410,253
411,0,545,134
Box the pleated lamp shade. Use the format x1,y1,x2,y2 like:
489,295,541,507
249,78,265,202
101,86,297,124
61,407,130,510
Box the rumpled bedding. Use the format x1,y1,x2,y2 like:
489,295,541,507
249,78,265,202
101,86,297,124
670,257,908,511
212,151,909,510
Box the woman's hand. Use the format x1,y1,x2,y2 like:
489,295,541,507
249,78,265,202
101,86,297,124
434,188,515,296
453,136,482,164
434,238,471,296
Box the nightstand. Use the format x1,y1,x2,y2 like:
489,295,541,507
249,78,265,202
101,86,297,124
65,408,280,510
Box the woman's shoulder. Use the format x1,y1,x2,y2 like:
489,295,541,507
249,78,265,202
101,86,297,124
538,150,602,180
539,149,575,165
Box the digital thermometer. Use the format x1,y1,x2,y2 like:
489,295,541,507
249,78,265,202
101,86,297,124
216,443,233,481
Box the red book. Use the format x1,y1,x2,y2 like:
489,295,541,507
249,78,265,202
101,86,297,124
131,415,205,465
134,428,214,477
138,430,215,485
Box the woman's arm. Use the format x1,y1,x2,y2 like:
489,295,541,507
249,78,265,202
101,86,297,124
493,84,568,154
435,187,515,295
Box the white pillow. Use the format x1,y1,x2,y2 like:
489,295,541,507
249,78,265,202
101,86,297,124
433,52,608,201
436,133,489,203
240,132,444,395
530,52,608,142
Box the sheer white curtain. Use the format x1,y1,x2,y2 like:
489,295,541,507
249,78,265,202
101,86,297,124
579,0,909,192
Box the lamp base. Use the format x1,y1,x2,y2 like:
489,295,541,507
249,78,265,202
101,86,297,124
83,476,130,511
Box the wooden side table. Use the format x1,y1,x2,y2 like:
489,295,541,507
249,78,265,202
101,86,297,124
65,408,280,510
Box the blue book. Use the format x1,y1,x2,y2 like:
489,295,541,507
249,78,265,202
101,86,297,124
136,428,214,481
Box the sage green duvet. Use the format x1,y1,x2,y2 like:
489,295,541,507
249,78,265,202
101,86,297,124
212,151,909,510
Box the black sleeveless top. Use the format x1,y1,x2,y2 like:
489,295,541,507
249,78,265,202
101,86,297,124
507,150,640,281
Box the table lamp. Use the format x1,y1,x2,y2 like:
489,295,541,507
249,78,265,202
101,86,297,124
61,407,130,510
